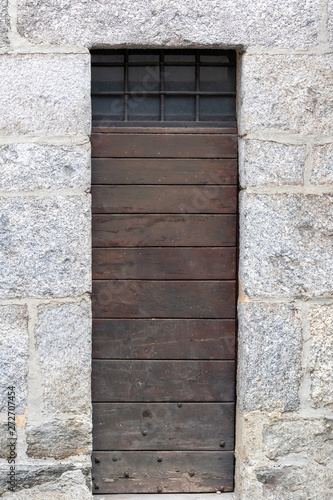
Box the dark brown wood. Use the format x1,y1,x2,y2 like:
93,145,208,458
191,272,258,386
92,214,237,247
92,185,237,214
92,360,235,402
92,451,234,493
92,280,236,318
91,158,237,185
92,319,236,359
92,248,236,280
93,403,235,451
91,133,237,158
92,126,238,134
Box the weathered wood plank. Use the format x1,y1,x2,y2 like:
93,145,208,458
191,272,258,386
92,360,235,402
92,280,236,318
92,214,237,247
93,403,235,450
92,185,237,214
92,319,236,359
92,248,236,280
91,158,237,185
91,133,238,158
92,451,234,493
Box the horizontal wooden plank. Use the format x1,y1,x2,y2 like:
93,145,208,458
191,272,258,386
92,451,234,493
92,215,237,247
92,248,237,280
92,281,236,318
93,403,235,451
92,126,238,134
92,360,235,402
92,319,236,359
92,185,237,214
91,133,237,158
91,158,237,185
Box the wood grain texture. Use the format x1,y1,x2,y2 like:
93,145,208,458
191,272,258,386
91,133,238,158
92,248,236,280
92,319,236,360
92,214,237,247
92,280,236,318
92,185,237,214
91,158,237,185
93,403,235,450
92,451,234,493
92,360,235,402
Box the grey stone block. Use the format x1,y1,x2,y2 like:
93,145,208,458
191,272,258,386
0,305,28,413
240,54,333,135
35,301,91,413
311,144,333,185
0,0,9,47
308,305,333,409
240,193,333,298
0,54,90,136
26,416,91,459
239,139,305,187
0,195,90,298
264,418,333,465
0,144,90,192
237,302,302,412
16,0,319,49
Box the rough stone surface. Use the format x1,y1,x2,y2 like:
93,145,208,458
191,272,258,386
0,54,90,136
264,418,333,465
16,0,320,49
237,302,302,411
36,301,91,413
240,54,333,135
0,306,28,413
0,196,90,298
0,0,9,47
240,193,333,298
26,417,91,459
239,140,306,187
0,469,91,499
308,305,333,409
311,144,333,185
0,144,90,192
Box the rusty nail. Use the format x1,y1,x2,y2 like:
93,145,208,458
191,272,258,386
112,457,118,462
189,472,195,477
142,430,147,436
94,457,100,463
177,402,182,408
157,486,163,493
124,472,129,478
219,441,225,448
157,457,162,462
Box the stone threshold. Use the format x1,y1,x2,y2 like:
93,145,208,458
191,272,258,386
95,494,236,500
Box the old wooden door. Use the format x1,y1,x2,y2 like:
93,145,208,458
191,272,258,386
91,50,237,495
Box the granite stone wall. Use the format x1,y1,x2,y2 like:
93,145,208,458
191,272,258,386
0,1,332,498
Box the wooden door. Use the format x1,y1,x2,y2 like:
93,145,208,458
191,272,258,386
91,127,237,494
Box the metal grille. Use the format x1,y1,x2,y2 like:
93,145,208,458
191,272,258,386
91,49,236,127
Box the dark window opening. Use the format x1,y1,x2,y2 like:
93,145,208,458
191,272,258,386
91,49,236,127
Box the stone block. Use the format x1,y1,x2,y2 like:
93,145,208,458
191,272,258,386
35,301,91,413
26,416,91,459
237,302,302,412
0,144,90,192
311,144,333,185
16,0,319,49
240,54,333,135
0,54,90,136
264,417,333,465
0,305,28,413
0,0,9,47
308,305,333,409
240,193,333,298
0,195,90,298
239,139,305,187
0,468,91,499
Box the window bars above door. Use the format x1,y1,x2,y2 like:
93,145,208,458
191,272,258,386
91,49,236,127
